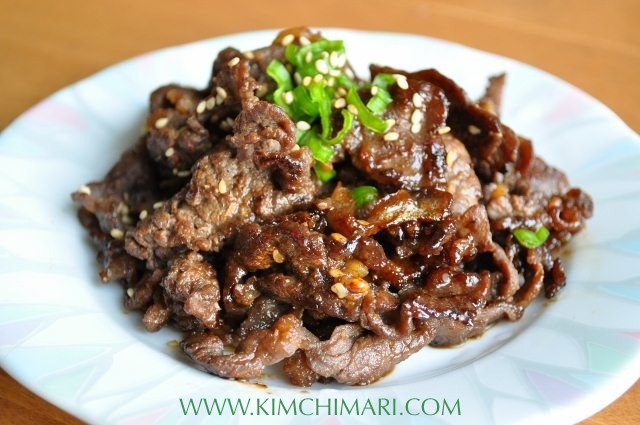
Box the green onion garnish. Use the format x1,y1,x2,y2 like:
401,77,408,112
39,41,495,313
513,226,550,249
265,36,398,182
351,185,379,208
346,87,388,133
313,163,336,182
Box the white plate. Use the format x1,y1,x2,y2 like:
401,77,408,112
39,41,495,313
1,29,639,425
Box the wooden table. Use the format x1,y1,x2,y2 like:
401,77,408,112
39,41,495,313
1,0,638,423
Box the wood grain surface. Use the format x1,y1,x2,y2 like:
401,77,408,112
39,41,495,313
0,1,638,424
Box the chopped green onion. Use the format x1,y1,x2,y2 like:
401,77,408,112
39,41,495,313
367,86,392,115
371,73,396,89
313,163,336,182
513,226,550,249
266,37,398,184
346,87,388,133
305,131,334,164
351,186,379,208
327,110,354,145
266,60,293,114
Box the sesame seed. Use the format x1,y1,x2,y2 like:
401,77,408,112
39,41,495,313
305,51,313,63
291,144,300,151
336,87,347,97
412,93,423,108
383,132,399,141
205,97,216,110
164,147,175,157
347,104,359,115
333,98,346,109
78,184,91,195
411,109,423,124
313,74,323,83
227,57,240,67
283,91,294,104
446,150,457,167
153,201,164,209
243,51,255,59
321,51,329,59
177,170,191,177
357,219,370,226
272,248,285,263
328,69,342,77
296,121,311,131
345,68,355,79
315,59,329,74
393,74,409,89
329,51,339,67
326,77,335,87
302,76,312,86
293,72,302,84
196,100,206,114
139,210,148,220
437,126,451,135
154,117,169,129
468,125,481,135
110,228,124,240
218,179,228,194
329,268,344,278
331,282,349,299
385,118,396,130
331,233,348,244
126,288,135,298
370,86,379,96
281,34,295,46
216,87,227,100
337,53,347,67
411,123,422,134
299,36,311,46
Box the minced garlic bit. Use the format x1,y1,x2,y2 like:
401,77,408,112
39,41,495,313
272,248,285,263
110,228,124,240
329,268,344,278
331,282,349,299
154,117,169,129
218,179,228,194
331,232,348,244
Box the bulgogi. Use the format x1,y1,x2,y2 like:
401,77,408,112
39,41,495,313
72,27,593,386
